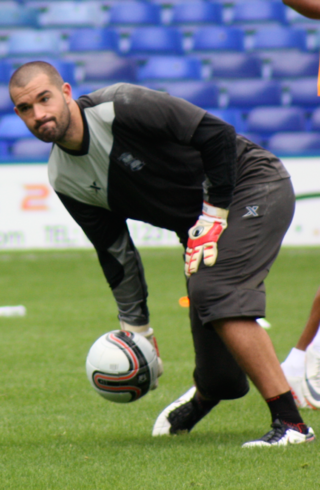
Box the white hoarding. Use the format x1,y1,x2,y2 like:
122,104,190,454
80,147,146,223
0,158,320,249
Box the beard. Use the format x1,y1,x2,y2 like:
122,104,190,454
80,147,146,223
33,102,71,143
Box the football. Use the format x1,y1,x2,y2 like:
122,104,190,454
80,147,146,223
86,330,159,403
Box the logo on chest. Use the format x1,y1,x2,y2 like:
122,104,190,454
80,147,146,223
118,152,145,172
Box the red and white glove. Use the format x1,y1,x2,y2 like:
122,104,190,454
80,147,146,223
120,321,163,383
185,202,229,277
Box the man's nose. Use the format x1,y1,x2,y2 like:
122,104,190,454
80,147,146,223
34,104,47,120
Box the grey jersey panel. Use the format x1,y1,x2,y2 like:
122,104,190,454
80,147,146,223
48,101,115,210
109,228,149,325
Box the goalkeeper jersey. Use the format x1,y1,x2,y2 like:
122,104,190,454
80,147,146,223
47,83,290,326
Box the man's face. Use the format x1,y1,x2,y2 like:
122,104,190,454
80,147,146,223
11,73,71,143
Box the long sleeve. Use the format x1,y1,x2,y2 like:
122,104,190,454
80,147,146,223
56,192,149,326
191,113,237,210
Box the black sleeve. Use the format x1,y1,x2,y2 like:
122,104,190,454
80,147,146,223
56,192,149,326
191,112,237,210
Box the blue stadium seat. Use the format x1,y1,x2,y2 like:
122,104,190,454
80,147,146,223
205,108,246,133
146,81,219,107
8,58,77,85
11,137,52,159
8,30,62,56
210,53,262,78
222,80,282,108
192,26,245,52
136,56,203,81
267,132,320,155
0,141,9,159
0,86,14,114
109,2,161,25
128,27,184,54
68,28,119,53
0,3,39,27
286,78,319,108
232,1,286,24
171,2,223,25
239,132,264,146
81,56,136,82
0,114,31,140
38,1,103,27
310,108,320,131
0,60,14,84
246,106,306,134
251,26,308,50
268,52,319,78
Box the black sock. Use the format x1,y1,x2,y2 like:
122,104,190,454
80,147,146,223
266,391,307,432
194,391,219,413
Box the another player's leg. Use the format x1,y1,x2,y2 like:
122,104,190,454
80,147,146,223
282,287,320,409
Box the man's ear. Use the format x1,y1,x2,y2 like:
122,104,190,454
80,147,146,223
62,83,72,104
14,107,19,116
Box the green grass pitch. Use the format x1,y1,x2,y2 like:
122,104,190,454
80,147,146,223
0,247,320,489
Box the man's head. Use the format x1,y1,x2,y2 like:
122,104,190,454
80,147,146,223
10,61,73,143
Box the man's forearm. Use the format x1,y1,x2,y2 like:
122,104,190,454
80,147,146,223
283,0,320,19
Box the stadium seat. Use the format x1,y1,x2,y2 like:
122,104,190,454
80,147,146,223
7,57,77,85
222,80,282,108
251,26,308,50
81,55,136,82
67,28,119,53
108,2,161,25
210,53,262,78
7,30,62,56
267,52,319,78
231,1,287,24
128,27,184,54
171,2,223,25
146,81,219,107
0,3,39,28
246,106,306,134
11,137,51,159
239,132,263,146
267,132,320,155
192,26,245,52
0,141,9,159
205,108,246,133
0,60,14,84
0,85,14,114
0,114,31,140
310,108,320,131
136,56,203,81
286,78,319,108
38,2,104,27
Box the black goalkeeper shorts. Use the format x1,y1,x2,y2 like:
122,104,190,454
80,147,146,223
187,177,295,324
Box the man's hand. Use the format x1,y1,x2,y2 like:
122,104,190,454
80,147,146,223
185,204,228,277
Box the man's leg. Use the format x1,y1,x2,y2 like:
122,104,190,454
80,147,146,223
213,318,289,399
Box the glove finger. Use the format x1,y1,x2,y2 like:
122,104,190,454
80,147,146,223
185,246,203,276
203,242,218,267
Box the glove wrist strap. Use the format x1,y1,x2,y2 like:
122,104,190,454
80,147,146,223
202,201,229,220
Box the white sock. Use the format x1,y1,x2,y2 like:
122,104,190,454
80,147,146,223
281,348,306,377
311,326,320,353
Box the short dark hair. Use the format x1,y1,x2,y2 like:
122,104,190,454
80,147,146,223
9,61,64,102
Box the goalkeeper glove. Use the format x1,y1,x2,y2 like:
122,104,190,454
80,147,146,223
120,321,163,386
185,202,228,277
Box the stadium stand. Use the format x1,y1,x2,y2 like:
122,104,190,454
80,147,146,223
1,0,320,160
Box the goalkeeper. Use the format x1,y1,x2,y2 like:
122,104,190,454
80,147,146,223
9,61,313,447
